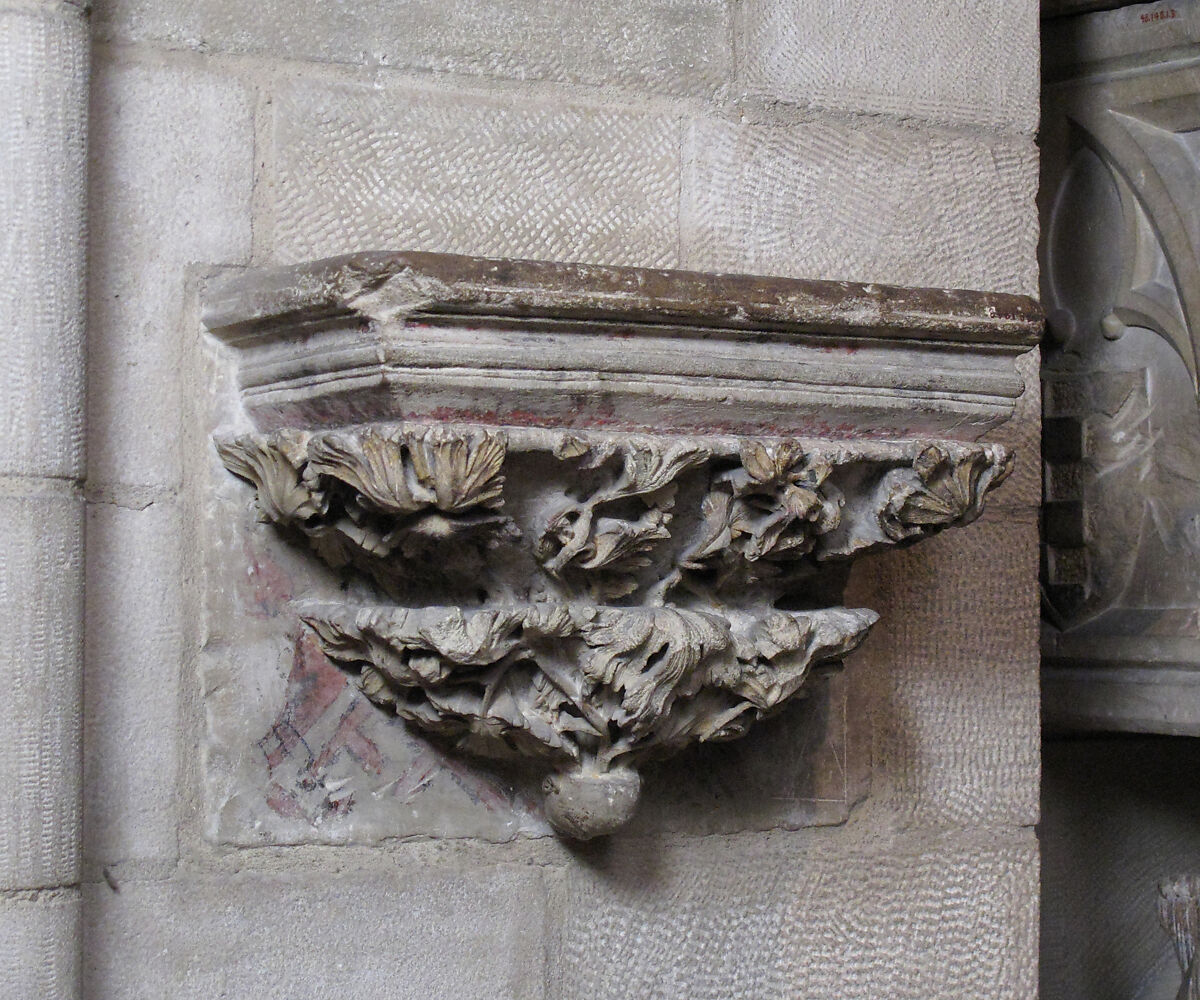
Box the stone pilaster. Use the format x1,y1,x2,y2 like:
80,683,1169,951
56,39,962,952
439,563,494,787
0,0,88,996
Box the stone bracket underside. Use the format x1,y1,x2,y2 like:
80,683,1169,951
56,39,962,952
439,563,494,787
204,251,1038,838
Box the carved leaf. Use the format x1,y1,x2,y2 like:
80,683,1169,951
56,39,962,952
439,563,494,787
681,442,841,577
307,428,429,515
582,609,729,736
880,445,1013,541
739,440,807,484
720,608,877,710
536,439,707,593
216,430,325,524
622,440,711,496
408,428,507,512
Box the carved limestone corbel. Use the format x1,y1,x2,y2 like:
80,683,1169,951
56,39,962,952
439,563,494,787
204,251,1039,838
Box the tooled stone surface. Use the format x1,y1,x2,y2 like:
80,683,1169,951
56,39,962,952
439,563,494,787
217,422,1011,836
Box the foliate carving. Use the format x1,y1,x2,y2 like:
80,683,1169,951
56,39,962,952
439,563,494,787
535,438,711,601
305,604,875,764
305,604,875,839
880,444,1014,543
218,422,1011,837
217,426,514,597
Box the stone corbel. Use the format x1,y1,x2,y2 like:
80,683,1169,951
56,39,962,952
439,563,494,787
204,252,1040,838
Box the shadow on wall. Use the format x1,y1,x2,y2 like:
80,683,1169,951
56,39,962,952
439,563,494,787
1040,735,1200,1000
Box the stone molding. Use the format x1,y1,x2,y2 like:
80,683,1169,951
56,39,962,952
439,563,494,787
203,251,1040,442
205,252,1036,837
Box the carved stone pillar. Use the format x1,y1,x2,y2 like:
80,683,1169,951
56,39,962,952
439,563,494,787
202,252,1039,838
0,0,88,995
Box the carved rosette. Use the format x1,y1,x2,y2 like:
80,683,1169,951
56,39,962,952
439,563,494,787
217,422,1011,837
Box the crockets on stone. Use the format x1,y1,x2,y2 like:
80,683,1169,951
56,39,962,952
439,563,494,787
217,422,1012,837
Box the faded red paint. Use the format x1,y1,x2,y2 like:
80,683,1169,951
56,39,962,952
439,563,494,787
260,633,347,772
258,634,385,823
311,699,385,775
238,538,294,619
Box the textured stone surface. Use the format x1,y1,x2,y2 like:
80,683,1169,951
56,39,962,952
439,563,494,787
683,118,1039,295
1041,737,1200,1000
0,3,87,479
94,0,729,98
83,867,547,999
270,80,680,268
87,57,253,489
0,493,84,889
0,890,81,1000
991,348,1042,512
739,0,1039,133
84,499,181,868
855,512,1041,826
551,829,1038,999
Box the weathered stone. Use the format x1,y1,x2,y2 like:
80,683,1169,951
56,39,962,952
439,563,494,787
84,499,182,869
87,58,253,489
738,0,1038,133
0,492,84,890
683,118,1039,296
203,251,1040,441
269,80,681,269
94,0,729,99
198,252,1034,842
83,867,547,1000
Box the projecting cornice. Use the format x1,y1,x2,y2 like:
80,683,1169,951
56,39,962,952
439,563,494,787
202,251,1041,442
203,252,1039,838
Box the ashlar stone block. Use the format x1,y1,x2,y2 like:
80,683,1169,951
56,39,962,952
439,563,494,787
855,512,1041,827
93,0,729,99
87,56,253,489
551,829,1038,1000
269,79,681,270
739,0,1039,133
0,5,88,479
0,890,80,1000
683,117,1039,296
0,493,84,890
84,867,546,1000
84,498,182,869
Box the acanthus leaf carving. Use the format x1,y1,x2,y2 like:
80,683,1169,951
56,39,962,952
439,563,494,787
218,421,1012,837
303,603,876,774
879,443,1013,542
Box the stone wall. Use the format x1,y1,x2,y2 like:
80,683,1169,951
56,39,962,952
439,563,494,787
79,2,1042,997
